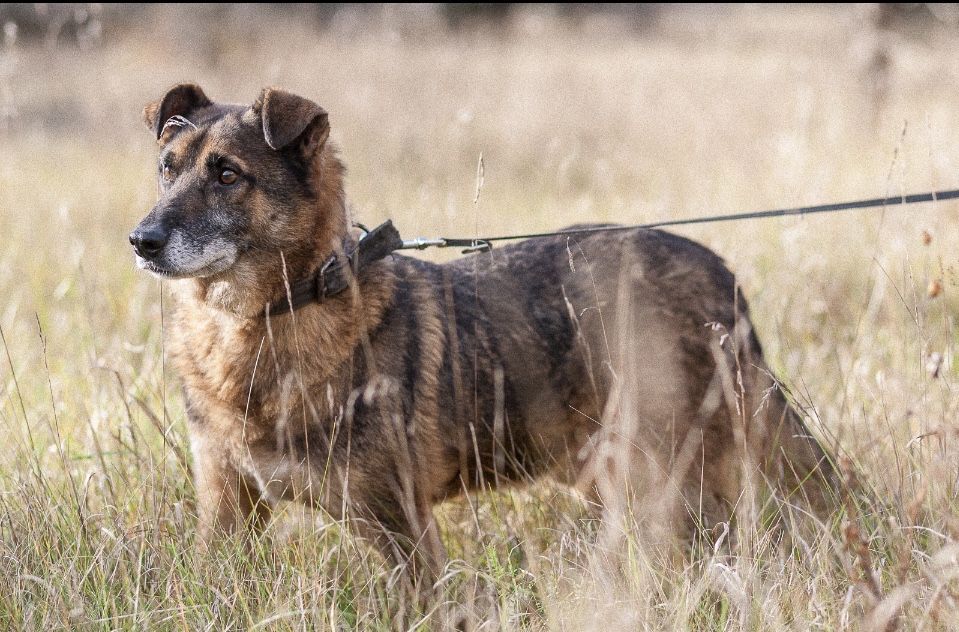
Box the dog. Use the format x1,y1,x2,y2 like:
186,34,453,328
130,83,836,582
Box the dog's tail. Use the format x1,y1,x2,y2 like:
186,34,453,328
727,315,839,515
761,381,839,512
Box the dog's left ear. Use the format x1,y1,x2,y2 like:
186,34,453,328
143,83,211,140
255,88,330,157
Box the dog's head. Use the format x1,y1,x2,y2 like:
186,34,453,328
130,84,346,311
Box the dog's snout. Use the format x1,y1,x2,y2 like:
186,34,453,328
129,225,169,259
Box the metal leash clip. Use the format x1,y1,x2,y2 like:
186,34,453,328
459,239,492,254
401,237,448,250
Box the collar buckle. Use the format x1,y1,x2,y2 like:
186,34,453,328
316,253,338,300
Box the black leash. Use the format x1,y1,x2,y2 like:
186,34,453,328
400,188,959,253
266,188,959,316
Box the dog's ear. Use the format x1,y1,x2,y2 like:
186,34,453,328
255,88,330,157
142,83,211,140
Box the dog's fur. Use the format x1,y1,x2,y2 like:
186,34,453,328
131,84,836,579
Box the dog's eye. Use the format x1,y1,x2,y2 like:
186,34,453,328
162,165,174,181
219,168,239,186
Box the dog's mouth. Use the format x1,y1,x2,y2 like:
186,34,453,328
136,254,233,280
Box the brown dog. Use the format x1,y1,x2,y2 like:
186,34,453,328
130,84,835,580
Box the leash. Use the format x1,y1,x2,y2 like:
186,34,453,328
265,187,959,316
400,188,959,253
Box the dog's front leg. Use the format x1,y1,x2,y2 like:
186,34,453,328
351,498,464,628
190,431,272,543
349,494,447,590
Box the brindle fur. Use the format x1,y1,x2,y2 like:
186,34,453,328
132,84,836,581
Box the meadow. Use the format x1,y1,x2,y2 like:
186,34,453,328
2,4,959,629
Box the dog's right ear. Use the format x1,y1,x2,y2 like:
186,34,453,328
142,83,211,140
254,88,330,157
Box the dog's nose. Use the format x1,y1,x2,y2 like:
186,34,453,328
129,226,169,259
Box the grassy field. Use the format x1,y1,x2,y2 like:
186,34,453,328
3,4,959,629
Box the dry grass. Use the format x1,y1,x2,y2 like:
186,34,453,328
3,4,959,629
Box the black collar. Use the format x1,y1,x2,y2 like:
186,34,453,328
264,220,404,317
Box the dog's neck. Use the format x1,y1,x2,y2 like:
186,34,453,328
186,236,351,319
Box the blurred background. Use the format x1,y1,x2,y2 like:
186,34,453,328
3,5,959,627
